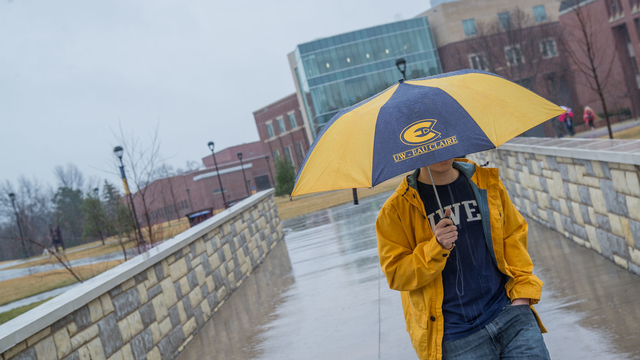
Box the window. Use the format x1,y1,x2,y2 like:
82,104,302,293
277,117,286,134
273,150,281,160
540,39,557,58
533,5,547,23
505,45,523,66
498,12,512,30
515,77,533,90
462,19,477,37
295,142,305,164
288,113,298,129
213,187,226,194
635,18,640,37
266,123,275,138
283,146,294,166
632,0,640,11
606,0,622,16
468,53,488,71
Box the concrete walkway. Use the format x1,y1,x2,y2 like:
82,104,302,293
0,251,130,283
0,284,79,313
177,191,640,360
573,119,640,139
0,238,128,271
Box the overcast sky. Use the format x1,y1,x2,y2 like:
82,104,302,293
1,0,432,190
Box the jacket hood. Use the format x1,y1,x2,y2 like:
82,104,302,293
403,158,479,192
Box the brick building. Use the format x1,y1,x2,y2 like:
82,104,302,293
253,93,310,174
418,0,577,136
130,141,270,226
559,0,640,123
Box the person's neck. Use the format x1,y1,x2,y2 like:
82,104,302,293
417,166,459,186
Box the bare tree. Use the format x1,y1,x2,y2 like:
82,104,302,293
158,164,181,224
54,163,85,190
0,234,83,283
184,160,200,173
102,181,131,261
0,178,82,282
462,7,561,94
112,124,163,247
559,0,618,138
0,177,53,258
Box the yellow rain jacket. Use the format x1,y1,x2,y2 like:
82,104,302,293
376,159,545,360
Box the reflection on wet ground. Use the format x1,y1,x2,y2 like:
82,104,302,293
529,222,640,359
178,191,640,360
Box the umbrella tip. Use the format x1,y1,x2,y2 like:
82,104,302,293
399,79,404,83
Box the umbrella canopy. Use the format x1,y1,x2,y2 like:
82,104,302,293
559,106,573,122
291,70,565,197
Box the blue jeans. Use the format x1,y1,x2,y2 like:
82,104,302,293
442,304,550,360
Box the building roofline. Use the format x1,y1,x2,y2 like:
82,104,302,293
252,93,298,115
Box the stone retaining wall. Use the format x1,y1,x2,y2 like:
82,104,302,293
0,189,283,360
466,138,640,276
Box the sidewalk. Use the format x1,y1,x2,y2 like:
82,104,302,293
177,191,640,360
572,118,640,139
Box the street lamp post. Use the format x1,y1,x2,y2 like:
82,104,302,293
113,146,146,246
265,155,274,188
8,193,28,258
207,141,227,209
395,57,407,80
237,152,250,196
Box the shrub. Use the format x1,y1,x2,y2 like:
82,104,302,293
275,157,296,197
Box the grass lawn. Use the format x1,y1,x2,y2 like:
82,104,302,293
6,218,190,270
0,297,54,325
6,240,136,270
275,173,408,221
0,260,124,307
604,124,640,139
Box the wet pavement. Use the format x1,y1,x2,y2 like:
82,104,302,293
573,119,640,139
177,191,640,360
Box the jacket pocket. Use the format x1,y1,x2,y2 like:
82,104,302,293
408,299,430,329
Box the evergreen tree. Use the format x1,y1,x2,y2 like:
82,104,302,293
53,187,85,247
81,194,108,245
102,181,133,237
275,157,296,197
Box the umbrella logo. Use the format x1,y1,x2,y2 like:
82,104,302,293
400,120,442,146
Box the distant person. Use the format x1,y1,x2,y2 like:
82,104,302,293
559,107,575,136
584,106,596,131
52,226,65,252
376,158,549,360
552,116,565,138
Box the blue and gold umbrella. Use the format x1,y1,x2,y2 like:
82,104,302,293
291,70,564,197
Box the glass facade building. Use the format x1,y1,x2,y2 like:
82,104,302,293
291,17,442,138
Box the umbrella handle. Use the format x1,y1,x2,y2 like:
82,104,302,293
426,166,445,216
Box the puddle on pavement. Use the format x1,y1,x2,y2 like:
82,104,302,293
178,191,640,360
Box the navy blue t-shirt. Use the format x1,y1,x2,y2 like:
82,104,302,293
417,171,509,341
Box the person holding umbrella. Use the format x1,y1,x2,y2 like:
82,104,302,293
290,70,564,360
559,106,575,136
376,157,550,359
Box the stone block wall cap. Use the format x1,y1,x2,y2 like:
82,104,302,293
499,138,640,166
0,189,275,355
